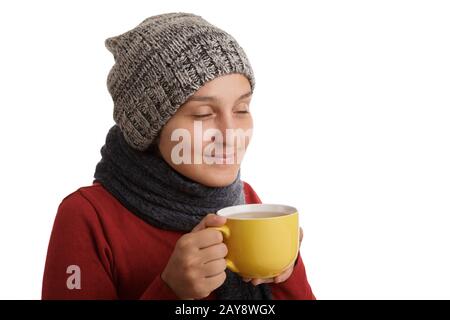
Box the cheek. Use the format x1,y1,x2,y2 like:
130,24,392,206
235,117,253,149
246,115,254,131
159,120,194,155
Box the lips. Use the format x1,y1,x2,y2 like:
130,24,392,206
214,153,234,159
201,147,245,164
204,153,235,160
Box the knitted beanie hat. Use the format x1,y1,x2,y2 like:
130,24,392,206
105,12,255,151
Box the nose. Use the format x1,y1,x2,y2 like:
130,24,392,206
214,113,236,143
216,113,236,137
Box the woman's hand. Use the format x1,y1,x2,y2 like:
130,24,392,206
242,227,303,286
161,214,228,300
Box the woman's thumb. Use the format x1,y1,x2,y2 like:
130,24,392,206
192,213,226,232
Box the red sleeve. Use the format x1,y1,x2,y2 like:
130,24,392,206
242,181,316,300
42,191,179,300
243,181,262,204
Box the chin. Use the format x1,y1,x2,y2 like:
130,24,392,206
193,165,240,187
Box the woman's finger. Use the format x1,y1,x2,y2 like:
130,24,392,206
245,258,297,286
274,266,294,283
251,278,274,286
299,227,304,246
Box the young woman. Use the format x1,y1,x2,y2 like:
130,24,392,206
42,12,315,300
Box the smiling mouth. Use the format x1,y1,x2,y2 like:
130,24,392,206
209,153,234,158
200,147,245,164
204,153,235,160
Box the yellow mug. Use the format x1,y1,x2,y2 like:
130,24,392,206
214,204,299,279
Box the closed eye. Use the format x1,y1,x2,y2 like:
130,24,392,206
193,113,214,118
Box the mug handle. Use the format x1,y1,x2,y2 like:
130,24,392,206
212,225,239,273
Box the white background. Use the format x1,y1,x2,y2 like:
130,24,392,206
1,0,449,299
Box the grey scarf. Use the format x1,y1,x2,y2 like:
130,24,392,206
93,125,272,300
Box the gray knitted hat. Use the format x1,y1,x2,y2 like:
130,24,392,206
105,12,255,151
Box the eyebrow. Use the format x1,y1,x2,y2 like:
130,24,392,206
186,91,253,103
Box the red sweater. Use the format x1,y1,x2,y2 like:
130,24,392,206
42,181,315,300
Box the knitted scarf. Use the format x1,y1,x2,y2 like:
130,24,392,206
93,125,272,300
